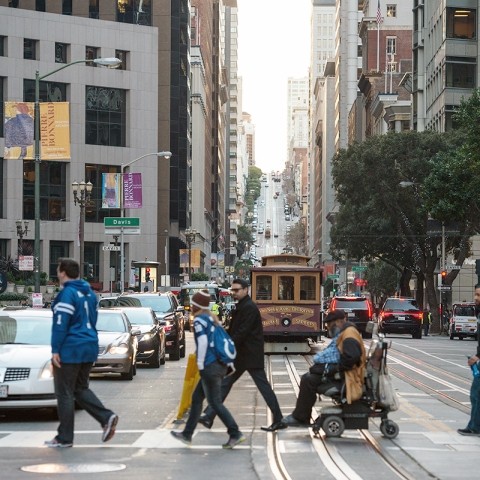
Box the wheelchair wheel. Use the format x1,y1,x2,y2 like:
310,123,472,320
322,415,345,437
380,419,399,439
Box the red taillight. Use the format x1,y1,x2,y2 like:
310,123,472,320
367,301,372,318
412,312,423,320
331,299,336,310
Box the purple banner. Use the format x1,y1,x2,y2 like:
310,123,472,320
123,172,143,209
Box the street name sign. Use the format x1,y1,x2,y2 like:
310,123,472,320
104,217,140,227
446,265,461,270
327,274,340,279
352,266,367,272
438,285,452,291
102,245,121,251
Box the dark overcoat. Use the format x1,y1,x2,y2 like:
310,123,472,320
228,295,265,370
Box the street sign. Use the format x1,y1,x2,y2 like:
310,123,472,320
102,245,121,251
352,266,367,272
446,265,461,270
327,274,340,279
19,255,34,271
104,217,140,228
438,285,452,291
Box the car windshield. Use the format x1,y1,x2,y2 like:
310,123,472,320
122,309,154,325
454,306,476,316
383,299,419,311
96,312,127,332
0,315,51,345
120,296,173,313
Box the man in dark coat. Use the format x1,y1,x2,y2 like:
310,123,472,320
199,278,286,432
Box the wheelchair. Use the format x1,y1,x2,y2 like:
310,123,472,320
311,331,400,439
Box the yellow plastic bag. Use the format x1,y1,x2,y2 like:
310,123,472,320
176,353,201,420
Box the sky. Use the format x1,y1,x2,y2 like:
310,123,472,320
237,0,311,172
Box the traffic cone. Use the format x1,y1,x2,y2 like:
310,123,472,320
176,353,200,420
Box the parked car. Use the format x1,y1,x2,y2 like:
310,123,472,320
0,309,56,412
91,309,139,380
449,302,477,340
379,297,423,339
329,296,373,338
107,293,186,361
115,307,166,367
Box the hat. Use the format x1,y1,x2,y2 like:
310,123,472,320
191,289,210,309
324,310,345,323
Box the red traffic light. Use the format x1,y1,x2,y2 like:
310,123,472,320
441,270,447,278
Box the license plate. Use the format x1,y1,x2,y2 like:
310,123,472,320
0,385,8,398
468,319,476,322
347,313,355,317
398,316,406,321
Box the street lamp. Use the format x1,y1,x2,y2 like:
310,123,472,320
33,57,122,292
15,220,29,256
72,181,93,278
119,151,172,292
185,228,198,279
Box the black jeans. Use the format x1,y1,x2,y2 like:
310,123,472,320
53,362,115,444
204,367,283,424
292,372,342,423
184,361,241,439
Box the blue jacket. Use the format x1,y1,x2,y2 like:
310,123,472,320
194,313,218,370
51,279,99,363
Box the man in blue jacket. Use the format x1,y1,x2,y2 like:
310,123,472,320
45,258,118,448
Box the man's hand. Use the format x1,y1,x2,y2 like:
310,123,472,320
468,355,479,367
52,353,61,368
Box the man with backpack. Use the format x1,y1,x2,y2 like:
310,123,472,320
171,289,245,448
199,278,286,432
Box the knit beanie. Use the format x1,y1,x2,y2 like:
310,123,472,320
191,289,210,309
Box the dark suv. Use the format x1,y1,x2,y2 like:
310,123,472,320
379,297,423,339
329,296,373,338
101,293,186,360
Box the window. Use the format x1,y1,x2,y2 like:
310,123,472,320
85,86,126,147
36,0,45,11
0,36,5,56
300,276,316,301
115,49,128,70
24,79,67,102
85,164,121,223
89,0,99,19
278,276,294,301
23,161,67,222
62,0,72,15
256,275,272,300
446,8,476,39
24,39,38,60
86,46,98,66
116,0,152,26
49,242,70,279
386,5,396,18
0,78,4,138
386,37,396,55
0,157,3,218
445,57,476,88
55,43,68,63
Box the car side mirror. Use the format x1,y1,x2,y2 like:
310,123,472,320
131,328,142,336
176,305,184,312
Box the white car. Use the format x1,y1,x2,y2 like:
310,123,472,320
0,309,56,411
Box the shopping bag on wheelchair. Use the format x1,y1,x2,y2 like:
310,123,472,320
377,369,399,411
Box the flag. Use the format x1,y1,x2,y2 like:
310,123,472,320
376,0,383,24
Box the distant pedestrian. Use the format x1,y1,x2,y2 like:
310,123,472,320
171,290,245,448
458,284,480,436
423,308,431,336
45,258,118,448
199,278,286,432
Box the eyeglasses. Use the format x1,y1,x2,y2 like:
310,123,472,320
230,287,244,292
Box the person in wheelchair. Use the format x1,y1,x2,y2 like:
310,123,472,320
283,309,366,426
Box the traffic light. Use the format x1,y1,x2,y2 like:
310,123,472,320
439,270,447,285
145,268,151,283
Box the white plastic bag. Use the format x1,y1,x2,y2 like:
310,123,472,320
378,370,400,411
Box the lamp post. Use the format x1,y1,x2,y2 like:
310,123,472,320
119,151,172,292
15,220,29,256
33,57,121,292
72,181,93,278
185,228,197,280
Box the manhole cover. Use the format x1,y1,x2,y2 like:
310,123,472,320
21,463,127,474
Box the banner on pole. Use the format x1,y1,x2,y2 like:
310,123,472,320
122,172,143,209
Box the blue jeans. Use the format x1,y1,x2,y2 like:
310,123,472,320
184,361,241,439
467,375,480,432
53,362,115,444
204,367,284,424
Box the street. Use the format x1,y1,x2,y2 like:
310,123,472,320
0,332,479,479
